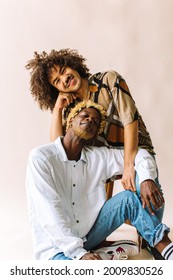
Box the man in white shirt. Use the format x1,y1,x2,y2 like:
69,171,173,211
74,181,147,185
26,100,172,260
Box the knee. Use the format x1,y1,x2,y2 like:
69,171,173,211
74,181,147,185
113,190,139,207
118,190,135,202
121,190,140,206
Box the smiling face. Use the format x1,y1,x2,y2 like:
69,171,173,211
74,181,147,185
71,107,101,140
49,65,82,93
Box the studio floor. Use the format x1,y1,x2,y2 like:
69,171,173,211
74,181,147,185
1,222,172,260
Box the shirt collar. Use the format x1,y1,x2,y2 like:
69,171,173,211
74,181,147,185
54,137,87,163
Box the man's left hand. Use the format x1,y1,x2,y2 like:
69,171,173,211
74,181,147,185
140,180,165,215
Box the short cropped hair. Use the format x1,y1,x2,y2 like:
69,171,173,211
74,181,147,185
66,100,107,135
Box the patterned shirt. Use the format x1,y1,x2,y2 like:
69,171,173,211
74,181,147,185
63,71,155,154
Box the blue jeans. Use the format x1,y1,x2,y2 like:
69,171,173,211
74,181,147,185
51,190,169,260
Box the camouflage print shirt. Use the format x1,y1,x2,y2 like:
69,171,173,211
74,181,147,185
63,70,155,154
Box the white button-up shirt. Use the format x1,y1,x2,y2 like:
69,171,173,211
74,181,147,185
26,137,157,260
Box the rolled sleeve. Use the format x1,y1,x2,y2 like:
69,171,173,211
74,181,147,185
111,75,139,126
134,149,157,184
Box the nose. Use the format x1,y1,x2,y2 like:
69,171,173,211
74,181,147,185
86,116,94,124
60,74,66,85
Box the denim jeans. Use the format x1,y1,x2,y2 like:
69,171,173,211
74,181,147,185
135,172,164,222
51,190,169,260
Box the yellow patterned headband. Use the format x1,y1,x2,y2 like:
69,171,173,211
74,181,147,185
66,100,107,134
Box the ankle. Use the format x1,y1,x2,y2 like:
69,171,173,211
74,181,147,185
155,234,171,253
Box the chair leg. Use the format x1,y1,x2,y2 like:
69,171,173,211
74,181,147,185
106,181,114,200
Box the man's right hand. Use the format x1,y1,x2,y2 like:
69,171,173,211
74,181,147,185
54,92,76,110
80,252,102,260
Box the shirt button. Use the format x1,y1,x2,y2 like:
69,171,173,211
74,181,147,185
73,184,76,187
76,220,79,223
74,256,77,259
72,202,75,205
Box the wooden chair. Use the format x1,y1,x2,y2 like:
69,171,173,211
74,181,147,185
106,177,134,225
106,175,122,200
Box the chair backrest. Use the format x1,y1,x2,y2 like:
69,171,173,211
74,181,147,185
105,175,122,200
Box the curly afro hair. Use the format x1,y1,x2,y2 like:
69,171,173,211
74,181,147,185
25,49,90,111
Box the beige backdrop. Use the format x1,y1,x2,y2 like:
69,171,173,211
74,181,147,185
0,0,173,259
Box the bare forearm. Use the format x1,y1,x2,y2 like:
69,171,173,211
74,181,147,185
50,107,63,142
121,120,138,191
50,92,76,142
124,120,138,167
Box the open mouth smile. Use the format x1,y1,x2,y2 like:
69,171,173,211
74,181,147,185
81,122,93,132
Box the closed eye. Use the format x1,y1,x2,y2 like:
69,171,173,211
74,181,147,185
53,67,66,85
80,113,100,126
54,78,59,85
